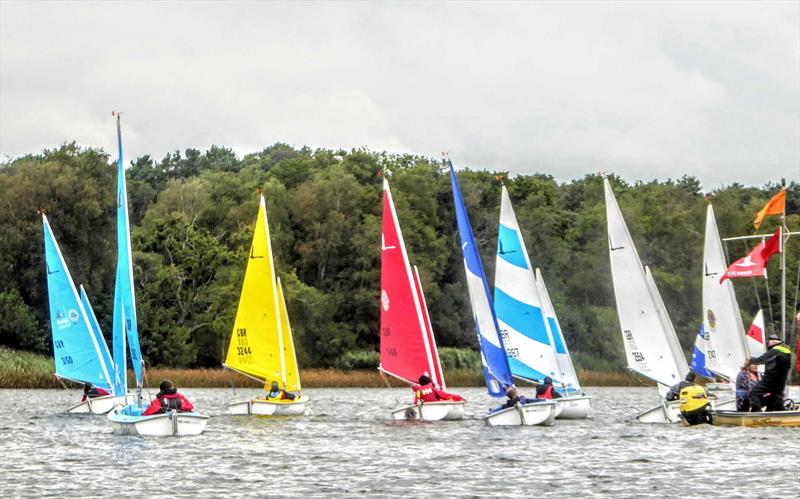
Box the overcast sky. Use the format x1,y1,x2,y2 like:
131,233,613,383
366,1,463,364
1,1,798,188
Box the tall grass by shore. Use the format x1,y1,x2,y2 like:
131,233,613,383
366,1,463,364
0,347,646,389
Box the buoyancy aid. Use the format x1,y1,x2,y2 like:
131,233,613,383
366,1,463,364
415,383,439,402
537,385,555,400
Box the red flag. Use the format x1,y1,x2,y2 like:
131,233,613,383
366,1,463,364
719,229,781,283
761,228,781,263
720,243,766,282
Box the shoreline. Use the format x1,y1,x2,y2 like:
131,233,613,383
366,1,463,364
1,366,647,389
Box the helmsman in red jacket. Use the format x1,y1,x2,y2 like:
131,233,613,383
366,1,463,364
143,379,195,416
411,374,465,404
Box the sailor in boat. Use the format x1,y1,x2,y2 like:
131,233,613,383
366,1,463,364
534,377,563,400
81,383,110,402
734,359,761,412
491,386,545,413
678,384,712,425
411,374,464,404
265,381,297,401
748,335,792,412
142,380,195,416
665,372,699,402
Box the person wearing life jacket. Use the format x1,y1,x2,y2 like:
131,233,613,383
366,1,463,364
411,373,464,404
665,372,698,402
492,385,543,412
265,380,296,401
748,335,792,412
142,379,194,416
81,383,110,402
535,376,563,400
678,384,711,425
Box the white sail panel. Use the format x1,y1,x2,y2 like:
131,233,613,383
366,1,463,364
535,269,581,392
702,204,749,381
604,179,688,387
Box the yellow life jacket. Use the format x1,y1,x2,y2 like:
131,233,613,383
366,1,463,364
679,385,709,414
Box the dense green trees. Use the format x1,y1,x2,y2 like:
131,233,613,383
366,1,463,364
0,142,796,372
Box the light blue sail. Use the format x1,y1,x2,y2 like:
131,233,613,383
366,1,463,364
112,113,142,389
79,285,115,385
493,186,562,385
448,160,513,397
43,215,113,390
690,324,715,379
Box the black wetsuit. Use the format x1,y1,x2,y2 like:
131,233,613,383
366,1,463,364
748,344,792,412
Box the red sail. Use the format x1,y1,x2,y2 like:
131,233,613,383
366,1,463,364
380,179,436,385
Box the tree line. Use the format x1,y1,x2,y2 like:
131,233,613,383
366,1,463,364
0,142,796,372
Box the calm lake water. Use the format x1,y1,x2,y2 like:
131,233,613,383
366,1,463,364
0,387,798,498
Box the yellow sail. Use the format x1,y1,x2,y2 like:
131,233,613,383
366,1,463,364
225,196,284,384
276,277,301,391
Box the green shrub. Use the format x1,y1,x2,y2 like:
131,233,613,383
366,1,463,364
334,349,379,370
438,347,481,371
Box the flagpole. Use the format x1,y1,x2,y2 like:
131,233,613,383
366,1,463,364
781,223,786,341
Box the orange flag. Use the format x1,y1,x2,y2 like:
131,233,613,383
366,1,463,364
753,190,785,229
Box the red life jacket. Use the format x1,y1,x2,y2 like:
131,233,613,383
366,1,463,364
414,383,440,402
537,385,554,400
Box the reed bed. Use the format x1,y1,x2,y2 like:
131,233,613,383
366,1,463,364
0,347,648,389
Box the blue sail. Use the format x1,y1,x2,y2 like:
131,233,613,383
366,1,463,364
448,161,513,397
690,324,715,379
43,215,113,390
79,285,115,386
112,114,142,388
493,186,562,385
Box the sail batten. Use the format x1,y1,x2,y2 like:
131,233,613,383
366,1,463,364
604,179,688,387
449,161,512,396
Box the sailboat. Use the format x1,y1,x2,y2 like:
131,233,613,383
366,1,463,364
225,195,308,416
43,214,120,414
107,114,209,435
378,178,466,421
702,204,750,382
449,160,556,426
604,178,691,423
745,310,766,359
493,185,591,419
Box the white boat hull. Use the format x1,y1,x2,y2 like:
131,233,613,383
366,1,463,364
391,401,466,421
485,401,557,426
555,395,592,419
108,406,209,436
227,396,309,416
635,397,736,424
66,394,135,415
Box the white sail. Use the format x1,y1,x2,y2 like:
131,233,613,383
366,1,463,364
494,186,562,383
534,268,581,392
604,179,688,388
702,204,749,380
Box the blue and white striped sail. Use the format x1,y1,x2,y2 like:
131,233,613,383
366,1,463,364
493,186,561,384
79,284,115,383
535,268,582,393
112,113,142,389
43,215,113,390
690,325,715,379
448,161,513,397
